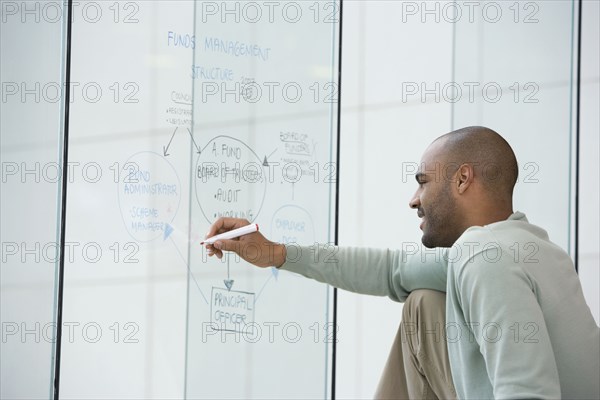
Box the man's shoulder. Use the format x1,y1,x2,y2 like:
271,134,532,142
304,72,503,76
448,212,572,284
456,212,551,253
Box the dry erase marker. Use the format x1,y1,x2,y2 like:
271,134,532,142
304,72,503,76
200,223,259,245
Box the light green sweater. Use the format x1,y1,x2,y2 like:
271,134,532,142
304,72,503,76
281,212,600,399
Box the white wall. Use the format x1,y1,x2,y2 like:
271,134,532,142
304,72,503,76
337,1,599,397
578,0,600,326
337,2,453,398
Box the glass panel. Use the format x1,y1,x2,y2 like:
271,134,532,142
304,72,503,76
58,2,196,398
452,0,576,252
184,1,340,398
0,1,67,398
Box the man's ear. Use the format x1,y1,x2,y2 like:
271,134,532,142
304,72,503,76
456,163,474,194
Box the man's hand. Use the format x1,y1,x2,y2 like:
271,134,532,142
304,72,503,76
204,217,287,268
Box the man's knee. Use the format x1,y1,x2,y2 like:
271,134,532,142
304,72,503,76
401,290,447,351
402,289,446,323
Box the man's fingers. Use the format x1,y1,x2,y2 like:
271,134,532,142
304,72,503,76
213,239,240,254
205,243,221,258
205,217,250,239
205,221,272,267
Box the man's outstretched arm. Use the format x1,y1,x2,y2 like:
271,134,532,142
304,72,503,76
282,243,450,302
204,218,448,303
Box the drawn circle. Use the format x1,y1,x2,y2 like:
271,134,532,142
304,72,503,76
117,151,181,242
270,205,315,245
195,136,267,224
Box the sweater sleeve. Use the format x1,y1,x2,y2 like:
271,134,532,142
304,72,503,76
454,248,561,399
279,243,448,302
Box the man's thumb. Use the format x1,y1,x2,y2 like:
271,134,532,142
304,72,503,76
213,239,239,253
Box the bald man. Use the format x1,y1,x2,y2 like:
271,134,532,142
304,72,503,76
205,127,600,399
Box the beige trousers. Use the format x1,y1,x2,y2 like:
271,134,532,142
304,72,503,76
374,290,457,400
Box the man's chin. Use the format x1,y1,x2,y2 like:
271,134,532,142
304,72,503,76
422,232,457,249
421,234,437,248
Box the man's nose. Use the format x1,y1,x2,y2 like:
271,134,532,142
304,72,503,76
409,193,420,209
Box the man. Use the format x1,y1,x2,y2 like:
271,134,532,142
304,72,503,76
205,126,600,399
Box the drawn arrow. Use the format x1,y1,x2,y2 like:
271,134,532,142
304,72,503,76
163,127,178,157
164,223,174,240
163,127,201,157
224,279,234,290
224,255,234,290
263,148,277,166
187,127,201,155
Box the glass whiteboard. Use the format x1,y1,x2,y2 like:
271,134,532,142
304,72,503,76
52,1,339,398
185,1,340,398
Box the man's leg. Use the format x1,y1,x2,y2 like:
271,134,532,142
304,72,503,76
374,290,456,400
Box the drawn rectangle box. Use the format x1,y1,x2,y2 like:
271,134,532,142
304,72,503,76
210,287,256,334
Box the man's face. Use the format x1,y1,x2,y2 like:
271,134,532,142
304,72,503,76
409,143,461,248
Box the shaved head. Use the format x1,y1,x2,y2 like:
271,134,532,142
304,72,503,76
409,126,519,248
434,126,518,202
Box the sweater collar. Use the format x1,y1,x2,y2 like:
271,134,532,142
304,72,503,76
508,211,528,222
